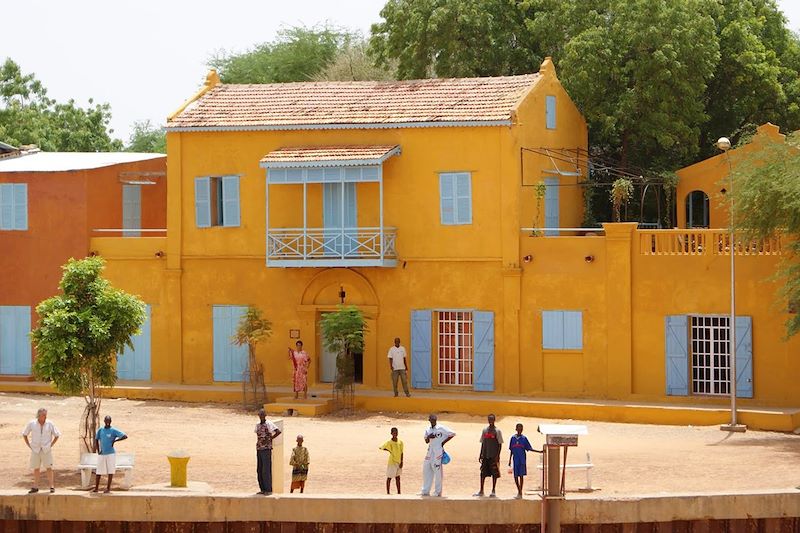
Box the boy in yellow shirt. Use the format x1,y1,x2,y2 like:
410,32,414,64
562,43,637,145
379,427,404,494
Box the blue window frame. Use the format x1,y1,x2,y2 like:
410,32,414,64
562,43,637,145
439,172,472,225
195,176,240,228
542,310,583,350
0,183,28,230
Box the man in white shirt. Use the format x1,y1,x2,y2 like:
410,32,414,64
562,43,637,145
421,414,455,497
388,337,411,397
21,407,61,494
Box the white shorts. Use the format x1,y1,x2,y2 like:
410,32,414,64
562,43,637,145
97,454,116,475
29,449,53,470
386,463,402,478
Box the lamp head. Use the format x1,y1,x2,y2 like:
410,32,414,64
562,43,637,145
717,137,731,152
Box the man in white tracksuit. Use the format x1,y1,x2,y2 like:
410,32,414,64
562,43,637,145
421,414,456,497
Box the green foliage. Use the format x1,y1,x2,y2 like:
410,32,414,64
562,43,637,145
370,0,543,79
31,257,146,396
610,178,634,222
0,58,122,151
233,306,272,362
209,25,357,83
126,120,166,153
320,306,366,389
369,0,800,193
314,40,396,82
730,133,800,336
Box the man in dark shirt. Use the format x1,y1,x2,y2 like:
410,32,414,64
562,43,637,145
255,409,281,495
474,414,503,497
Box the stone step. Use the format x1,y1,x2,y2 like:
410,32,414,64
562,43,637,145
264,400,333,417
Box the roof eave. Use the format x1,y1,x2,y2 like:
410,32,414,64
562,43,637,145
260,146,402,169
166,120,512,133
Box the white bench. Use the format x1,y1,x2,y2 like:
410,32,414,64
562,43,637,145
536,452,593,491
78,453,135,489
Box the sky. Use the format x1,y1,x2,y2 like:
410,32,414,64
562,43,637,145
2,0,800,144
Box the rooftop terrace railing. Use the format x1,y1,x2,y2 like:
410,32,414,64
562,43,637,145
639,229,782,256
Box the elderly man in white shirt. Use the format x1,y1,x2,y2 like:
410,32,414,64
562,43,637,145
388,337,411,397
22,407,61,493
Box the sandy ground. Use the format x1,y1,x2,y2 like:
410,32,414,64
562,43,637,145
1,392,799,498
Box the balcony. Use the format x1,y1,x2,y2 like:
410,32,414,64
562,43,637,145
267,227,397,267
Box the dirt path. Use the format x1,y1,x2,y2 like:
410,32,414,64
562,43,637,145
2,392,799,497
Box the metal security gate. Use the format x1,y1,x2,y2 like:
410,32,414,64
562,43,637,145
437,311,473,386
690,315,731,395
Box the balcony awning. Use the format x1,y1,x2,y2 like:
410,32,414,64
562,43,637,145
259,145,401,169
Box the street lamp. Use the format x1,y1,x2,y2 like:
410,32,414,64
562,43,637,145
717,137,746,433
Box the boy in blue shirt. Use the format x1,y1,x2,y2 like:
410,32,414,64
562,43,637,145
94,415,128,493
507,423,541,499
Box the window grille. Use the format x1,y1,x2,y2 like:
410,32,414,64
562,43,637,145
437,311,473,386
690,315,730,395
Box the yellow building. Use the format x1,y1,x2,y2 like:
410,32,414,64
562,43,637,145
87,60,799,413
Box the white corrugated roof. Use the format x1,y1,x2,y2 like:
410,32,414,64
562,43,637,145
0,152,165,172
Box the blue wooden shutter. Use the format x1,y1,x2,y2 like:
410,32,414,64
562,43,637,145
323,183,341,255
222,176,240,227
213,305,248,382
195,177,211,228
546,95,556,129
410,310,432,389
544,178,559,236
665,315,689,396
0,306,31,375
122,184,141,237
439,174,455,225
735,316,753,399
0,307,13,374
344,182,357,255
473,311,494,391
13,184,27,230
117,305,151,380
562,311,583,350
212,306,229,381
0,184,12,230
542,311,564,349
455,173,472,224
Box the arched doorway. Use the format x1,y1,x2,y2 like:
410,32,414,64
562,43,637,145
299,269,379,387
685,190,709,228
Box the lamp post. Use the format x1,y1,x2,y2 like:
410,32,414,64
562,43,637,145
717,137,746,433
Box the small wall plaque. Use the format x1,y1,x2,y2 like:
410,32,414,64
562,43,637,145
289,329,301,339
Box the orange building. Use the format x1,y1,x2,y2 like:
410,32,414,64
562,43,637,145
0,148,166,377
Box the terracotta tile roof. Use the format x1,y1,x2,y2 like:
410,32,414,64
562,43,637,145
167,74,540,130
260,145,400,167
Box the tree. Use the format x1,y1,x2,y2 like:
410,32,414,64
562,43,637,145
370,0,544,79
730,132,800,337
209,25,357,83
314,40,396,82
320,305,366,413
31,257,146,451
369,0,800,182
233,306,272,407
699,0,800,158
0,58,122,151
126,120,166,153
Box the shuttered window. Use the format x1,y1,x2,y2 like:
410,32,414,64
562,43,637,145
542,310,583,350
195,176,240,228
439,172,472,225
546,95,557,130
0,183,28,230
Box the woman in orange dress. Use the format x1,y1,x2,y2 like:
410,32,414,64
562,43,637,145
288,341,311,399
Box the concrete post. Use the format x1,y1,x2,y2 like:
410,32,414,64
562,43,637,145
272,419,284,493
545,445,562,533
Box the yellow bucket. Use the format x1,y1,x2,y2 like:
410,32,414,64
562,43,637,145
167,456,190,487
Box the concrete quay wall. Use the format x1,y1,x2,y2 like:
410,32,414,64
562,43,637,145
1,490,799,531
